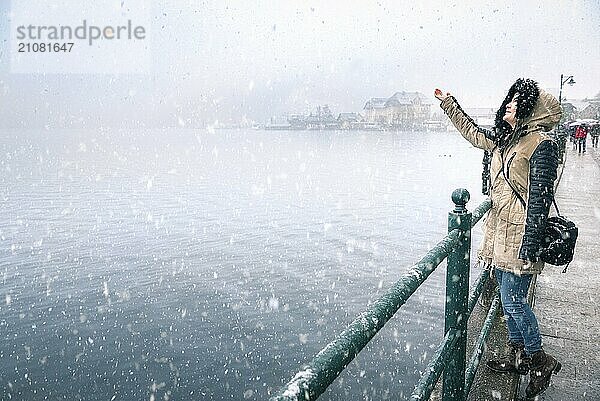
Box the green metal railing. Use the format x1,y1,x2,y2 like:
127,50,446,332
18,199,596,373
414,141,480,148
271,188,495,401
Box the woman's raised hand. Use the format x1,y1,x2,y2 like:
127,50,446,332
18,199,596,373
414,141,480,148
434,88,450,101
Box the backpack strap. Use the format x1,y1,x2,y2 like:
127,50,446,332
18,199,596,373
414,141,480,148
500,151,561,216
552,198,562,217
500,150,526,208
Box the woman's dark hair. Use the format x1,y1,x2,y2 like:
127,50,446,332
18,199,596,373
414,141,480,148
493,78,540,147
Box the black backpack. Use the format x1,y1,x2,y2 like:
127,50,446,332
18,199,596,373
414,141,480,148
539,206,578,272
501,162,578,272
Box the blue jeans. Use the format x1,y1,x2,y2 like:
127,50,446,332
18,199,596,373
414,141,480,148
495,270,542,356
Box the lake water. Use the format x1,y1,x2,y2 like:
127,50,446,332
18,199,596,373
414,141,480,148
0,128,487,401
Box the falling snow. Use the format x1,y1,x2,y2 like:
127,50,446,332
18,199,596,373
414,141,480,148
0,126,491,401
2,3,595,401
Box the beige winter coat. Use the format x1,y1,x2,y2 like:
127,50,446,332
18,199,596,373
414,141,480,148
440,90,562,275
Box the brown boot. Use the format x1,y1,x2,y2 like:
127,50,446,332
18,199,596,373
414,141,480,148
525,349,561,399
486,342,530,375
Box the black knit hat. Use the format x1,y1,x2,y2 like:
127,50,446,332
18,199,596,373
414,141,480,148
494,78,540,146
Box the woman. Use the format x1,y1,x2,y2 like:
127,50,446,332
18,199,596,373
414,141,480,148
434,78,562,399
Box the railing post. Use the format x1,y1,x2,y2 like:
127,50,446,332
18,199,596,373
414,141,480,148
443,188,472,401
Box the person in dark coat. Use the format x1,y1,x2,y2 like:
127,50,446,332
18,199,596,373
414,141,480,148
434,78,562,400
589,124,599,148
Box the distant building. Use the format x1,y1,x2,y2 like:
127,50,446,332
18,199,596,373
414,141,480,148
578,103,599,120
288,113,307,129
363,92,432,128
577,94,600,120
561,102,578,122
465,107,496,128
337,112,363,129
363,98,390,125
287,105,337,130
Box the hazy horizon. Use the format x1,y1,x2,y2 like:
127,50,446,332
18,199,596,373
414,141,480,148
1,0,599,129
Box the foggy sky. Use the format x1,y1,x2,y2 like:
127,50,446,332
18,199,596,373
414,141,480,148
1,0,599,129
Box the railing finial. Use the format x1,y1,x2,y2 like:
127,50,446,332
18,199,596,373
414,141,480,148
451,188,470,214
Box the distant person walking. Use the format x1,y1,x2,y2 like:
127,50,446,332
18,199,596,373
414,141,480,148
434,78,562,400
575,124,588,154
570,124,578,149
590,124,599,148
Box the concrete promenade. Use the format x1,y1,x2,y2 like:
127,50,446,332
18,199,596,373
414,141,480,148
522,143,600,400
465,141,600,401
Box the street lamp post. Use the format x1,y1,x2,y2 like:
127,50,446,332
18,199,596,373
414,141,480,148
558,74,575,104
556,74,575,164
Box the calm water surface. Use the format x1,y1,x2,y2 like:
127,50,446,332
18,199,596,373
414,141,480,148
0,128,486,400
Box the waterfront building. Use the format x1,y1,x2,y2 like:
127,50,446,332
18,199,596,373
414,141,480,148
363,91,432,128
287,105,337,130
362,98,390,125
336,112,363,129
464,107,496,128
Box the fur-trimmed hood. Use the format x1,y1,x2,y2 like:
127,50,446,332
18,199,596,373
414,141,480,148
518,89,562,132
495,78,539,134
494,79,562,147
